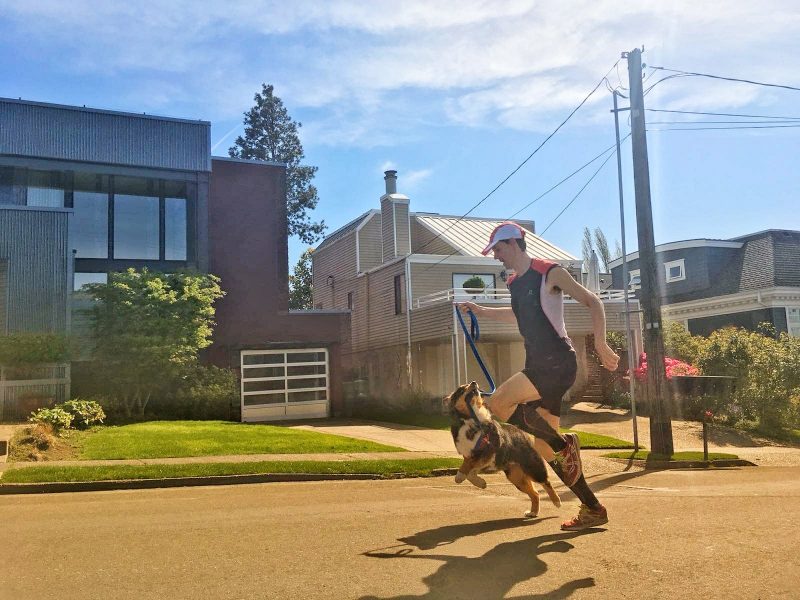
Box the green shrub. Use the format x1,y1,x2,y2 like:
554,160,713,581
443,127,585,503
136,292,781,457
697,326,800,430
148,365,239,420
61,399,106,429
29,407,73,431
663,322,708,366
0,333,71,366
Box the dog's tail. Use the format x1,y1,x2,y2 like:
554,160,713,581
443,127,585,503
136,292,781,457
542,481,561,507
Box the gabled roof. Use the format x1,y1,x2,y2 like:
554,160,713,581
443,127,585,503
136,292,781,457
316,210,377,251
414,214,578,261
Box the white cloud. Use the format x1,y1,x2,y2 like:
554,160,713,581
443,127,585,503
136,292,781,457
2,0,799,144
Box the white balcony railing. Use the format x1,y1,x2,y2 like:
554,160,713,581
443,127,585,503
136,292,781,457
413,287,629,310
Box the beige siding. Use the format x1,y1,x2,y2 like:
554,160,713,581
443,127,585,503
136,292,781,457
410,262,506,304
394,202,411,255
381,199,395,263
564,301,637,334
411,219,457,255
357,214,382,272
312,231,359,309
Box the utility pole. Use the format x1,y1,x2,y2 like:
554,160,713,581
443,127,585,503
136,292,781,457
625,47,674,456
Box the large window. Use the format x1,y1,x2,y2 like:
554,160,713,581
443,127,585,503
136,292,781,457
26,170,65,207
113,176,159,259
453,273,495,300
164,180,188,261
72,173,110,258
788,307,800,338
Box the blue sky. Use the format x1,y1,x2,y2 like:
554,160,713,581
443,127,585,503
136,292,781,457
2,1,799,270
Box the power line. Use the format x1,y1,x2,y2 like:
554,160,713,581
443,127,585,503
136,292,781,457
413,60,621,255
649,66,800,93
540,149,617,236
648,123,800,131
419,137,629,273
507,135,630,219
649,119,800,125
647,108,800,120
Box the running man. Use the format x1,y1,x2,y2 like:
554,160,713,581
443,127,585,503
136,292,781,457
458,222,619,530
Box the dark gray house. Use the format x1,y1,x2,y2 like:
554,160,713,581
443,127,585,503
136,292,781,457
0,97,349,421
609,230,800,337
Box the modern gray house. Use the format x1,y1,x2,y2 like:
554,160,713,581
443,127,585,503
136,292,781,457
609,230,800,337
0,97,350,421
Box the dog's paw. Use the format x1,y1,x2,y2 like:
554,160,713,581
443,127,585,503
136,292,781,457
467,474,487,489
524,510,539,519
454,472,466,484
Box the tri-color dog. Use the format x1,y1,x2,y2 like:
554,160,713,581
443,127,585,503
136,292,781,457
445,381,561,518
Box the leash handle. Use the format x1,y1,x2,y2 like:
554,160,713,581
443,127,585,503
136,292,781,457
454,305,496,396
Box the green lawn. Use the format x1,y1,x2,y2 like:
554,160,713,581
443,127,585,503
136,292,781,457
64,420,404,460
355,410,635,449
604,450,740,461
0,458,463,484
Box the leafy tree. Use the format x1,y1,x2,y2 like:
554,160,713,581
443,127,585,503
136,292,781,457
229,84,325,244
462,275,486,292
581,227,593,266
593,227,612,272
83,269,225,417
289,248,314,310
613,240,623,261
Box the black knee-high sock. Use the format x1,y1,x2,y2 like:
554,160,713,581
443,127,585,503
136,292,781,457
568,475,600,508
508,406,567,452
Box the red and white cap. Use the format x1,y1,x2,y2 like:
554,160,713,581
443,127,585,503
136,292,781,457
481,222,526,255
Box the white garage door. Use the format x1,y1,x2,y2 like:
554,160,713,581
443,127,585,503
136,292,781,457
240,348,329,422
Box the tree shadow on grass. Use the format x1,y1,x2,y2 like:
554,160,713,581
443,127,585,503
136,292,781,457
360,526,602,600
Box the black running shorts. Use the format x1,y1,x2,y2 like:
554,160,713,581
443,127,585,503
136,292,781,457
519,350,578,417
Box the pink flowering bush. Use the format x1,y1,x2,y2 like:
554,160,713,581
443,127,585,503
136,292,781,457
633,352,700,381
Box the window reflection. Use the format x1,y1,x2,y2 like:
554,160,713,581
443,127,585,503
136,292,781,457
114,193,159,259
73,191,109,258
165,197,187,260
26,170,65,207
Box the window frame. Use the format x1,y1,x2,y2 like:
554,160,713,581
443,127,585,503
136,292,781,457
664,258,686,283
394,274,403,315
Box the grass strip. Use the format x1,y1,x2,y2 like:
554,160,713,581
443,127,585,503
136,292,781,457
75,421,404,460
603,450,739,461
0,458,464,484
355,411,634,449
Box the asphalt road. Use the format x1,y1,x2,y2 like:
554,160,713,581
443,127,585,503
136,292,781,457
2,466,799,600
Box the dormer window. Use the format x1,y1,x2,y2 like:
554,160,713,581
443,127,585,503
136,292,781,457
664,259,686,283
628,269,641,291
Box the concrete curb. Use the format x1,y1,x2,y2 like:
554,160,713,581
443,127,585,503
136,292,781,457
0,468,460,495
607,458,756,469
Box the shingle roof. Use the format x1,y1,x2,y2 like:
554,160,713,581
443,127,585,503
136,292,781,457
414,215,578,261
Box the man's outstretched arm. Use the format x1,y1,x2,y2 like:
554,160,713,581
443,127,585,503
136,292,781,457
547,267,620,371
456,301,517,324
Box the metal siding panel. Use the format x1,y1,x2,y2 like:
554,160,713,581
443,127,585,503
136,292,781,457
0,208,69,333
0,100,210,172
0,259,7,333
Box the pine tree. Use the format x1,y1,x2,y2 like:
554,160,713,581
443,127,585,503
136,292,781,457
594,227,612,272
289,248,314,310
230,84,325,244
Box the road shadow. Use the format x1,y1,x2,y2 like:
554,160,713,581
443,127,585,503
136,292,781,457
397,516,556,550
359,528,602,600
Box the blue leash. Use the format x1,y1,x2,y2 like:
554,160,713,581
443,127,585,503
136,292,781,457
454,306,496,397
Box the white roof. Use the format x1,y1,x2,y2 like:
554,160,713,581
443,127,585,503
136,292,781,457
414,215,578,261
